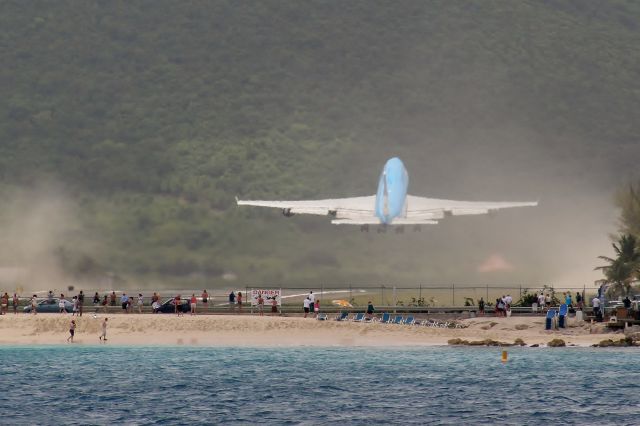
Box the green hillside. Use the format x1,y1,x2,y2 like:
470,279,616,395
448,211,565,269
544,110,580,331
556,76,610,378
1,1,639,289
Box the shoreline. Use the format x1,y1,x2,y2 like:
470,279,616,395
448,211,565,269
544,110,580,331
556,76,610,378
0,314,624,348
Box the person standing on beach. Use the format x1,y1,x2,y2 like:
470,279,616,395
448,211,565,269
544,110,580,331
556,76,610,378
537,293,545,312
237,292,243,312
67,320,76,343
565,293,572,307
545,293,551,308
314,299,320,317
110,291,116,306
93,292,100,313
201,290,209,312
72,296,78,316
99,318,108,341
31,295,38,315
257,293,264,316
366,301,374,320
303,297,310,318
190,294,197,315
77,291,84,316
505,294,512,311
0,293,8,315
229,291,236,312
271,297,278,316
12,293,19,315
576,292,583,310
308,291,315,309
592,296,601,321
120,293,129,313
478,298,485,316
102,295,108,313
174,294,182,315
137,294,144,314
59,294,67,314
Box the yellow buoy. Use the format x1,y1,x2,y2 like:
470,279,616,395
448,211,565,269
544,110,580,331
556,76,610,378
501,350,508,363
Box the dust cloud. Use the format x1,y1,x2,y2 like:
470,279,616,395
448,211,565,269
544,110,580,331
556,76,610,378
0,183,101,294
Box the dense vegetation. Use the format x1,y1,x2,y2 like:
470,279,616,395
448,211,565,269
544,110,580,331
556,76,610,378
1,1,639,288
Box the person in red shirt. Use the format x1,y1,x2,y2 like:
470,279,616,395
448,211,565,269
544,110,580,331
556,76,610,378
174,295,182,316
201,290,209,312
190,294,197,315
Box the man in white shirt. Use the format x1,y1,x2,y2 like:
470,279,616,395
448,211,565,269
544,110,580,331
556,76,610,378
592,296,601,321
308,291,315,305
505,294,513,309
303,297,311,318
537,293,546,311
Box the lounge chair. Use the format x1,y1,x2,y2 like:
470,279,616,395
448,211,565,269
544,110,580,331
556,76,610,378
379,312,391,323
558,304,568,328
316,313,328,321
404,316,415,325
423,319,438,327
335,311,349,321
353,312,366,322
392,315,403,324
545,309,557,330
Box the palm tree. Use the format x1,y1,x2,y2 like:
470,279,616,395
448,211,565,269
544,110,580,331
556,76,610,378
595,234,640,296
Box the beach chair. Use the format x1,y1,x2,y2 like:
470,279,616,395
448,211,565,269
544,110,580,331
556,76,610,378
392,315,404,324
335,311,349,321
403,316,415,325
423,319,437,327
558,304,568,328
379,312,391,323
545,309,557,330
316,313,328,321
353,312,366,322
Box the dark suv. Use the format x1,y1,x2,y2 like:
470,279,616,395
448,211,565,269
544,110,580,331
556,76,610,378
157,298,190,314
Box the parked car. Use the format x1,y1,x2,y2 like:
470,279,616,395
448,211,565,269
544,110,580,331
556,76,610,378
23,298,74,313
157,298,190,314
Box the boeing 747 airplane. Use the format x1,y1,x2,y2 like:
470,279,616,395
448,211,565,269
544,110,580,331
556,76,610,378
237,157,537,232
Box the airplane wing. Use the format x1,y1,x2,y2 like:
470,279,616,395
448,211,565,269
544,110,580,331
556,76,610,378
332,218,439,225
406,195,537,218
236,195,377,220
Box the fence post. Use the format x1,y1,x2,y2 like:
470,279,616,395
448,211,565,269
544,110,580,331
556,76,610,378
452,284,455,306
381,285,384,307
419,284,422,304
486,284,489,302
519,285,522,301
393,286,397,314
349,284,352,304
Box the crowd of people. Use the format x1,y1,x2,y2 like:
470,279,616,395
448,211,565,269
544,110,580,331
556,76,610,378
5,289,285,316
0,292,20,315
474,291,592,317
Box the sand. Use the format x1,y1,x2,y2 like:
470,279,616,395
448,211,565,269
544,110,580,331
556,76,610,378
0,313,620,347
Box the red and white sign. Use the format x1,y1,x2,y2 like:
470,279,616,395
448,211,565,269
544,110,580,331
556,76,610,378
250,289,281,306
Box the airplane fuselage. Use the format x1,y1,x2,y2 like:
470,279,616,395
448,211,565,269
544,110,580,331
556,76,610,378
375,157,409,224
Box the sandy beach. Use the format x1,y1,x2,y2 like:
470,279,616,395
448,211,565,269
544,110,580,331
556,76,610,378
0,313,624,347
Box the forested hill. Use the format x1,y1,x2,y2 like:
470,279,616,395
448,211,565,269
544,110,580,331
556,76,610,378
1,1,639,289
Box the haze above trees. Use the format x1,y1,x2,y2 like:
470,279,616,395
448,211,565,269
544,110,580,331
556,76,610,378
1,1,639,288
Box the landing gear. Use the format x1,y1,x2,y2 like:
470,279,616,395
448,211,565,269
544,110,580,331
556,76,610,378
360,224,369,232
413,225,422,232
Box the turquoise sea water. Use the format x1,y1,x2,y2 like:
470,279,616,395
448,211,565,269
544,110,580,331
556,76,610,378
1,346,639,425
